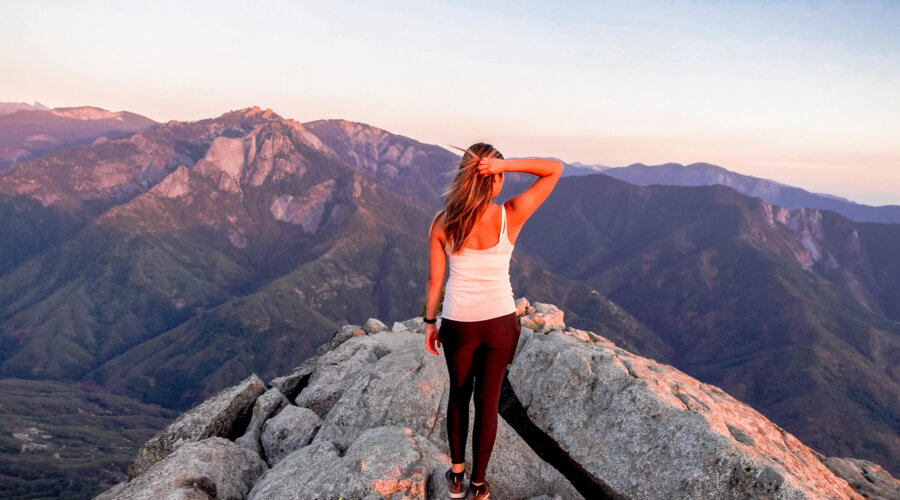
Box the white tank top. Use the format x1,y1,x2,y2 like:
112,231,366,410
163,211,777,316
441,203,517,321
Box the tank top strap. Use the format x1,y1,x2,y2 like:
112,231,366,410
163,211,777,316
500,203,507,237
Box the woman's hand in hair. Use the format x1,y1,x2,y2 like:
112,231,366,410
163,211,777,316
476,156,506,177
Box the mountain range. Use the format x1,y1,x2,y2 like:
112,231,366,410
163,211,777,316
0,102,157,171
596,161,900,224
1,105,898,497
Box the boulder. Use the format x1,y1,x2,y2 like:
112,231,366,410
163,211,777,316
267,355,317,400
401,316,425,333
127,373,265,479
330,324,365,348
515,296,535,316
106,437,266,500
248,426,432,499
235,388,290,456
518,301,565,333
307,333,444,449
316,324,366,355
363,317,388,334
261,405,322,467
294,335,395,417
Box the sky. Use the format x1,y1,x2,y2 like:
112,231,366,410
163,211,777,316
2,0,899,205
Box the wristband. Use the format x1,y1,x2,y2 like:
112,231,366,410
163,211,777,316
423,317,437,324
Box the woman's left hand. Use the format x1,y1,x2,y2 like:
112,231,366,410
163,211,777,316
477,156,505,176
425,323,441,355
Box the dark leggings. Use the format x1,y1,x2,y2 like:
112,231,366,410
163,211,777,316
438,311,522,483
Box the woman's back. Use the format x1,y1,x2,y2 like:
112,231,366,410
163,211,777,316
452,202,517,250
441,202,516,321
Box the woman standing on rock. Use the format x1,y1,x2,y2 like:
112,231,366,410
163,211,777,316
424,143,562,498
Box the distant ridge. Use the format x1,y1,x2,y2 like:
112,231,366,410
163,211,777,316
0,102,157,171
595,161,900,224
0,100,50,115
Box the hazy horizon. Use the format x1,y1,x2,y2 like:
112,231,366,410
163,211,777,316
2,0,898,205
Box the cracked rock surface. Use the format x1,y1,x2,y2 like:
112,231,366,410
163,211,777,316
98,297,894,499
98,437,266,500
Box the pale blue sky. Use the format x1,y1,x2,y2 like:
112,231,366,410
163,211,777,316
2,0,898,205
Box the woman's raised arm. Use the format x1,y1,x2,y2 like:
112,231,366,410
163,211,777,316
478,157,562,227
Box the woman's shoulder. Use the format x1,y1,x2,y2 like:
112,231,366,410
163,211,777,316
429,210,447,237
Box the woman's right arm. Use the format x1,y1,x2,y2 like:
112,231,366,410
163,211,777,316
479,157,563,227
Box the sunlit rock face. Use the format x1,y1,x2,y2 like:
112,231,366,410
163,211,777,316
269,180,336,233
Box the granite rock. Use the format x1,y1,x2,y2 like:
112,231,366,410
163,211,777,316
109,437,266,500
100,297,894,500
235,388,290,456
261,405,322,467
127,374,265,479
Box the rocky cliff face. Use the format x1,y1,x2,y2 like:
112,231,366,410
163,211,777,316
95,298,898,500
0,106,272,213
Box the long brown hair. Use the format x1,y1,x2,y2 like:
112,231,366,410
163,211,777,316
430,142,504,254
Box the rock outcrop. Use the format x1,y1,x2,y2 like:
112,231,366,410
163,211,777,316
99,437,266,500
127,374,265,479
506,302,856,499
821,457,900,500
97,297,897,499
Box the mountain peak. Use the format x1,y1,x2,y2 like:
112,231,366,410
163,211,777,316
684,161,723,170
215,106,283,124
48,106,123,121
0,101,51,115
301,118,389,136
241,105,279,118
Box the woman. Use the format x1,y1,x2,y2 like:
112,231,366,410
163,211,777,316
423,142,562,499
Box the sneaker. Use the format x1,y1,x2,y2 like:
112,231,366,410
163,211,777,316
470,479,491,499
445,468,467,498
